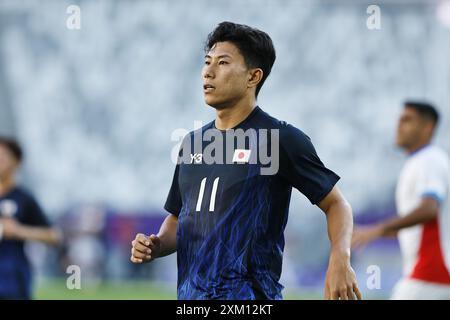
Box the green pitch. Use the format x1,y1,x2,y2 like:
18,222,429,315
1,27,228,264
35,279,176,300
34,278,321,300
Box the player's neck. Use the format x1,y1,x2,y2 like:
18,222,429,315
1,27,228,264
214,96,256,130
0,175,16,196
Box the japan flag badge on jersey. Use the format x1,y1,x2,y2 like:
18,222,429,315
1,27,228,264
232,149,251,163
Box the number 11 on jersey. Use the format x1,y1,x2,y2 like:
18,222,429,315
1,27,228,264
195,177,220,212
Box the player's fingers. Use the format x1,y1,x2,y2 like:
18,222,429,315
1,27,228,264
135,233,151,246
330,289,340,300
130,256,143,263
353,283,363,300
133,241,152,255
339,288,349,300
130,255,151,263
347,287,356,300
131,247,150,259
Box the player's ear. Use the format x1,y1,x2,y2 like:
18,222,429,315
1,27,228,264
247,68,263,89
11,160,20,172
420,118,433,137
425,121,436,138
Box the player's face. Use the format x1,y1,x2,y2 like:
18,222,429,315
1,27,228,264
202,41,250,109
395,107,427,150
0,144,18,179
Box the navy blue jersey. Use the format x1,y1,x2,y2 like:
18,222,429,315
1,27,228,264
0,187,51,299
164,106,339,300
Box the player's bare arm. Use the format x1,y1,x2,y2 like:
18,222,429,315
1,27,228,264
318,186,362,300
352,197,439,248
131,213,178,263
0,217,61,245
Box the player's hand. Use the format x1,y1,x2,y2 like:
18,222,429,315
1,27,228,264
324,252,362,300
351,224,384,249
130,233,161,264
0,218,24,240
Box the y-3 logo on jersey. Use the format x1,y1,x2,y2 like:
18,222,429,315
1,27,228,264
190,153,203,164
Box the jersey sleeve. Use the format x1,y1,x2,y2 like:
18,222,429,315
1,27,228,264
164,131,197,216
164,163,182,216
417,155,449,203
279,124,340,205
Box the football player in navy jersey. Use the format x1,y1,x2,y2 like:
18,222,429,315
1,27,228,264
0,137,61,299
131,21,361,300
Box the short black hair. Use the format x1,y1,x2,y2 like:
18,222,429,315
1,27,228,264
0,137,23,162
404,101,440,126
205,21,276,97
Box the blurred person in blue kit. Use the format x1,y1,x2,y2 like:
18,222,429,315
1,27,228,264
0,137,61,299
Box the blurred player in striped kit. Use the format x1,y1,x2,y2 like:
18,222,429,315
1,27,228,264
353,102,450,299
